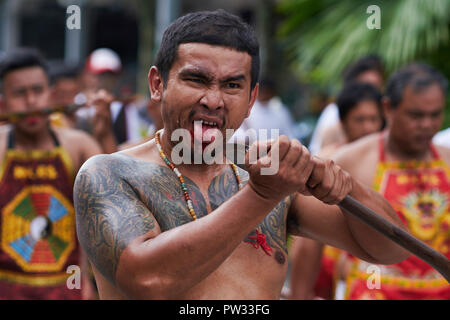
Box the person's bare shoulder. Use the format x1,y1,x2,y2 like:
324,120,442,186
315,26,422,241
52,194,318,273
434,144,450,165
318,143,342,159
53,126,98,146
333,133,378,166
331,133,380,188
52,127,102,169
74,152,159,285
118,135,153,152
117,136,160,164
321,122,346,149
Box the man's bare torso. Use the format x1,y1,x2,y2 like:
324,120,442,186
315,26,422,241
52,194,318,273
88,141,294,299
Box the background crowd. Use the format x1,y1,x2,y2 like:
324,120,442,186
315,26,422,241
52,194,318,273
0,0,448,300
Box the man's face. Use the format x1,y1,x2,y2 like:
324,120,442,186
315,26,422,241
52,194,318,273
1,66,51,134
342,100,382,142
81,71,100,92
151,43,258,148
387,84,445,155
51,77,80,106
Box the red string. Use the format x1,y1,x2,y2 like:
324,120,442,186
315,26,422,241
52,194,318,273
245,230,272,256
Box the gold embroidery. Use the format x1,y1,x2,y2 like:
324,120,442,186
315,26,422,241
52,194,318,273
13,165,59,180
0,269,69,286
0,147,74,183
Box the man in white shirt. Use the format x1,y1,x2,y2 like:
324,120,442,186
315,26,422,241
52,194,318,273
433,127,450,148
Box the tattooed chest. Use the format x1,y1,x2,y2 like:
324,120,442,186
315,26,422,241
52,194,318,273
243,200,290,264
145,187,291,264
138,164,292,264
142,165,241,231
146,190,196,230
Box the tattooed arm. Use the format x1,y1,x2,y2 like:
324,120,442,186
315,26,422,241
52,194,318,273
74,154,288,299
287,164,410,265
74,155,159,287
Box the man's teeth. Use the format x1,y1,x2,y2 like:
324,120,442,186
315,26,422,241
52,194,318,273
197,120,217,126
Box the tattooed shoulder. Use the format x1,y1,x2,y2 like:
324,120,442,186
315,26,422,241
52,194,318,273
74,153,157,284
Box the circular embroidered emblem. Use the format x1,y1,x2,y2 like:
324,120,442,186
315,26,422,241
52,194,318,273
1,185,75,272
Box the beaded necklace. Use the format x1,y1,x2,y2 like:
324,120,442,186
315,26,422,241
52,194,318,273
155,129,272,256
155,129,243,220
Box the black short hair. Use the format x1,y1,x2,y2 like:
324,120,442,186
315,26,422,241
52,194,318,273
0,48,49,88
342,55,384,84
154,9,260,90
385,62,448,108
49,63,81,85
337,82,382,121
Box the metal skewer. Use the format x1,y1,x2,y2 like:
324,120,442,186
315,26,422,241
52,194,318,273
0,93,142,123
0,102,87,123
229,142,450,282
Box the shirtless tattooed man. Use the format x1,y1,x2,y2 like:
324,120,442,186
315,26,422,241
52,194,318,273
74,10,409,299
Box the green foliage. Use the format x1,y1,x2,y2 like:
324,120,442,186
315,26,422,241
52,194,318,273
277,0,450,93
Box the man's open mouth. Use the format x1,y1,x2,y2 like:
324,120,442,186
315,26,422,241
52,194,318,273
191,118,222,145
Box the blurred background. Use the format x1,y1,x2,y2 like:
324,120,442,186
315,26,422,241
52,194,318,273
0,0,449,144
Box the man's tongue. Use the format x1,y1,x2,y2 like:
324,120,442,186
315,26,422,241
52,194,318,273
193,121,220,144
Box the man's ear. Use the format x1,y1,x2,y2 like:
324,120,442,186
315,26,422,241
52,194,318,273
148,66,163,103
246,83,259,118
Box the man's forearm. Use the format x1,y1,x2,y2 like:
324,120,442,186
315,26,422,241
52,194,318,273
343,179,410,264
116,184,279,299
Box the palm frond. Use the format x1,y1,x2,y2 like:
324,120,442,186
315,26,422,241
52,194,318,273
277,0,450,91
